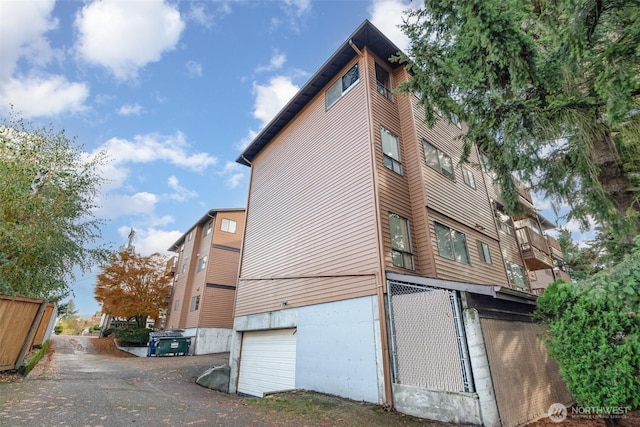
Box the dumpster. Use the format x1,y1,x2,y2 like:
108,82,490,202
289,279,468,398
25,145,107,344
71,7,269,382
148,331,190,357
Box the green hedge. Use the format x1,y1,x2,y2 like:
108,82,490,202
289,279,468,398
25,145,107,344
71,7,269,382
112,327,151,344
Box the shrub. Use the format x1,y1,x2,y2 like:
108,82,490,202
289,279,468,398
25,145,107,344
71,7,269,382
91,324,100,331
535,238,640,413
112,326,151,344
54,325,63,335
101,328,113,337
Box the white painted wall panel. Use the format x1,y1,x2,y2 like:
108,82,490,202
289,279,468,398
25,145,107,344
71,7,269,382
296,296,382,403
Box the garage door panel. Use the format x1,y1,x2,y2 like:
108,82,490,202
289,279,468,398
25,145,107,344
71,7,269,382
238,329,297,397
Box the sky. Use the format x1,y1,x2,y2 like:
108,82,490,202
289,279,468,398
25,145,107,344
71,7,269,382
0,0,590,316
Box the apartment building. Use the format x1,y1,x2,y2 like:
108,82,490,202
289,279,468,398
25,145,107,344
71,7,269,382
229,21,571,427
166,208,244,354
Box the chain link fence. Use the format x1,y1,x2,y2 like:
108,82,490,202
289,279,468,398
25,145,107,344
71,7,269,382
386,280,474,393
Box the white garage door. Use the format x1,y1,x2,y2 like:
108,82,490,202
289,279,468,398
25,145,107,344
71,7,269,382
237,328,297,397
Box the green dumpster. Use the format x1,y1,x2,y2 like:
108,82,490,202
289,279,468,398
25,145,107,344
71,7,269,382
155,337,190,356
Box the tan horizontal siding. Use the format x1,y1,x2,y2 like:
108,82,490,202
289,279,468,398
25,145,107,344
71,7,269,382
206,246,240,286
237,58,380,313
411,98,498,240
428,209,509,286
212,210,245,248
235,275,377,317
199,287,235,328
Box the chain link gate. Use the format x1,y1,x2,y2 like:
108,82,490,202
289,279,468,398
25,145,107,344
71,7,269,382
386,279,474,393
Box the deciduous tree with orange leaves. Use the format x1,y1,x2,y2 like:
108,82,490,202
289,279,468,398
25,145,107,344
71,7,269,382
95,251,172,328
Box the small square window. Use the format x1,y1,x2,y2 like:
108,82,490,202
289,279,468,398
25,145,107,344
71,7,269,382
197,256,207,272
389,213,414,270
190,295,200,312
221,218,237,233
325,62,359,110
381,127,402,174
423,140,454,180
174,300,179,310
462,167,476,189
435,222,470,264
478,241,492,264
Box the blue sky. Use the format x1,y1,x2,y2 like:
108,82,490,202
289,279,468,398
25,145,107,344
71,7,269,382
1,0,589,316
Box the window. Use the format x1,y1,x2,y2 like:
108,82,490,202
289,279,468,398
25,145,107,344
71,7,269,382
325,62,359,110
221,218,237,233
204,221,212,236
375,63,393,100
381,127,402,174
181,260,188,274
174,300,179,311
462,167,476,189
450,113,462,129
435,222,470,264
495,206,515,236
478,241,492,264
505,261,528,290
389,213,414,270
190,295,200,312
187,230,193,241
197,256,208,272
423,140,454,180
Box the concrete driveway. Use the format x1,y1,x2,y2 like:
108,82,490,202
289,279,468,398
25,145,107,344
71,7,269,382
0,335,278,427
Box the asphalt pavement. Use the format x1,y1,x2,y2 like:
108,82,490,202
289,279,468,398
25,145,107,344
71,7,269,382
0,335,277,427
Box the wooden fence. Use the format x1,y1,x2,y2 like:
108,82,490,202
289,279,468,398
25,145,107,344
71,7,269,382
0,295,57,371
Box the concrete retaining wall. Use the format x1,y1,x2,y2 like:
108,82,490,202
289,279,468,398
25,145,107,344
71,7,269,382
393,384,482,425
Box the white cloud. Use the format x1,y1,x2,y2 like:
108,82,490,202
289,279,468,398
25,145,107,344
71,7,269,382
97,132,217,172
96,192,159,219
118,226,181,256
369,0,417,52
0,0,58,81
253,76,299,127
1,75,89,118
219,161,245,189
117,103,143,116
74,0,185,80
186,60,203,78
282,0,311,18
235,129,258,151
167,175,198,201
255,52,286,73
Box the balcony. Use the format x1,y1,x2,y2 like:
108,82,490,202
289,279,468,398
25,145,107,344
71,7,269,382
165,256,177,275
546,235,564,260
517,226,554,271
555,269,572,282
513,177,533,205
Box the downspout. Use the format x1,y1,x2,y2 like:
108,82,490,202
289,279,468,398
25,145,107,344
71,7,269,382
350,40,394,407
228,154,254,394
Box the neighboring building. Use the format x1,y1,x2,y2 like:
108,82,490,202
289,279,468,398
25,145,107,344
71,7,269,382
228,21,571,427
166,208,245,355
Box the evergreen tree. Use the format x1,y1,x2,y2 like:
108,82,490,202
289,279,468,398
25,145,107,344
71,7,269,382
396,0,640,256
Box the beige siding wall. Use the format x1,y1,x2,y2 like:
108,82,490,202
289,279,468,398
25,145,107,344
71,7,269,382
237,58,380,316
481,318,572,427
366,53,417,278
395,67,436,277
411,99,498,239
428,209,509,286
212,210,245,249
199,287,235,328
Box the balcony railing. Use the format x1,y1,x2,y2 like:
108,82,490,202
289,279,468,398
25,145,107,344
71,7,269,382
517,226,553,270
546,235,564,260
513,177,533,204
